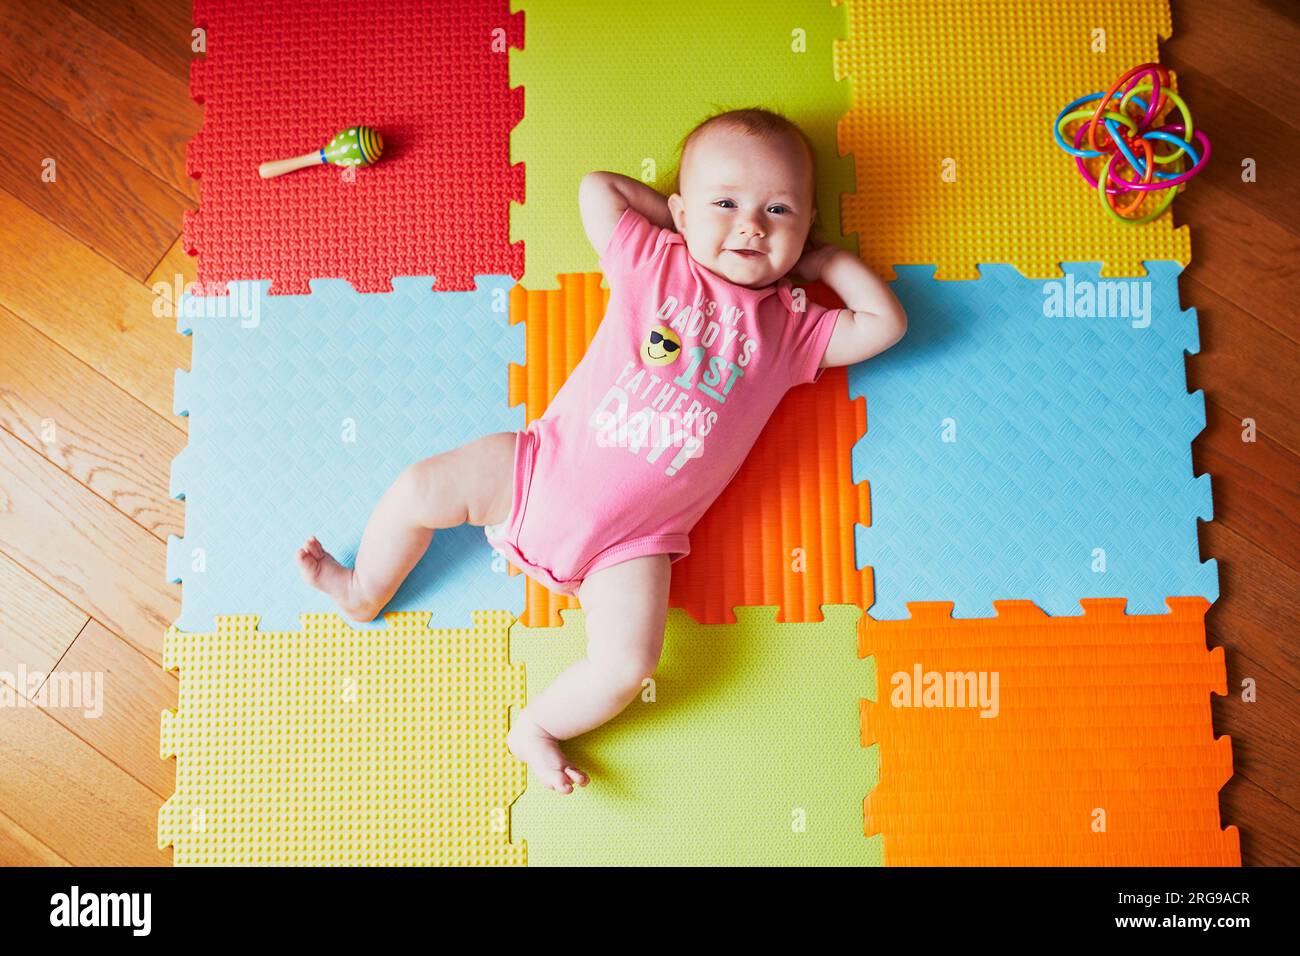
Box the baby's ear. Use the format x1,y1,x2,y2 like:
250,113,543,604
667,192,685,231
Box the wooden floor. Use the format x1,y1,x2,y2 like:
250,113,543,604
0,0,1295,866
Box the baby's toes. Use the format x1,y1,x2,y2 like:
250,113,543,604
562,765,589,788
539,765,577,794
295,545,322,580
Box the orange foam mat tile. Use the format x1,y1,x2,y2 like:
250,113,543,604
878,831,1234,868
832,0,1191,280
858,597,1240,866
507,277,870,627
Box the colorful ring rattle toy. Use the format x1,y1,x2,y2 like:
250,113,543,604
1053,63,1210,225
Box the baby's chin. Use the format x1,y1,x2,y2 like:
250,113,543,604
704,252,790,289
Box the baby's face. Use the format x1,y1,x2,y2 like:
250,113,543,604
667,127,815,290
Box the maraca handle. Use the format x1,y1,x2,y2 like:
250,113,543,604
258,150,326,179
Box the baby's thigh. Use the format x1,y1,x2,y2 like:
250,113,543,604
439,430,517,527
577,554,671,683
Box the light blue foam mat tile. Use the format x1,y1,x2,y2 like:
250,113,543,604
169,276,525,631
851,261,1217,619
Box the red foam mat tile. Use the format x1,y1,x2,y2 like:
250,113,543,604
185,0,524,294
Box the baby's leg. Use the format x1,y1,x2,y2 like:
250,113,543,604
297,431,517,621
507,553,671,794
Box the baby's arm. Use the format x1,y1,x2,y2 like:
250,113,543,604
579,172,673,259
796,243,908,368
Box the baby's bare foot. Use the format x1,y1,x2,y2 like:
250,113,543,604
507,714,589,794
295,536,375,622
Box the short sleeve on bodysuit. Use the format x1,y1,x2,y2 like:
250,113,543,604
785,295,842,387
598,206,667,287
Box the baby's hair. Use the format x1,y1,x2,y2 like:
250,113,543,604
661,106,821,241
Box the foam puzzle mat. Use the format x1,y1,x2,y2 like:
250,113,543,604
861,598,1239,865
185,0,524,293
161,0,1235,866
508,0,854,288
168,278,525,632
833,0,1191,279
159,611,526,865
507,278,871,628
851,262,1217,619
510,605,879,865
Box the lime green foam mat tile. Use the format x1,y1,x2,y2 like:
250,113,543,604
160,611,526,865
509,0,854,287
509,605,879,865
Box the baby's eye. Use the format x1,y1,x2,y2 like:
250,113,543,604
768,205,791,215
713,200,736,209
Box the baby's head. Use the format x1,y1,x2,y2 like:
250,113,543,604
666,108,818,290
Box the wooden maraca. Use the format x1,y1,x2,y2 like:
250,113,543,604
258,126,384,179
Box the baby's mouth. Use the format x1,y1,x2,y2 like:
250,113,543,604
728,249,764,258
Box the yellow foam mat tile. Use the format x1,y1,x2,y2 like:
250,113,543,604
159,611,526,865
509,605,880,865
833,0,1191,279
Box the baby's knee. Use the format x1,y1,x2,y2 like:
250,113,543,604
589,642,661,693
395,455,453,512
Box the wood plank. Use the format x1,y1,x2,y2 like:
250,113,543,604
0,189,190,422
1168,62,1300,237
1197,399,1300,571
1186,277,1300,456
1204,521,1300,692
0,809,70,866
0,428,176,662
1213,644,1300,812
0,304,185,540
1168,0,1300,119
0,551,86,694
58,0,195,86
1177,179,1300,345
0,677,165,865
0,0,199,201
41,620,176,801
1219,775,1300,868
147,235,200,310
0,75,192,280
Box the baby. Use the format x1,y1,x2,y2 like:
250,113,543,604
297,108,907,794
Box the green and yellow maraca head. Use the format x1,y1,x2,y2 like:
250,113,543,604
324,126,383,168
641,325,681,367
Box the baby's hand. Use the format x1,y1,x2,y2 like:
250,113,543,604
794,239,837,283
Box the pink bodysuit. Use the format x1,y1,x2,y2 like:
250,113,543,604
484,206,841,596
